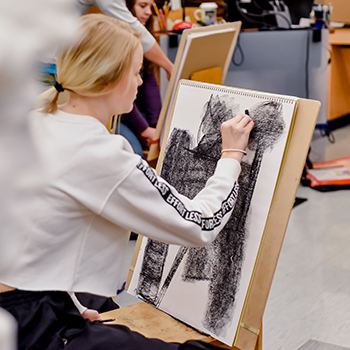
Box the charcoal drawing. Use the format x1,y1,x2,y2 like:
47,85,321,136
135,94,285,337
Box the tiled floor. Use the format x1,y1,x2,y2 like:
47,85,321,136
115,125,350,350
298,339,350,350
114,239,140,307
263,125,350,350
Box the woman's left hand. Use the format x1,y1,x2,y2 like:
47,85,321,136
82,309,102,322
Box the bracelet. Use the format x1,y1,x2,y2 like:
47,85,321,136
221,149,247,156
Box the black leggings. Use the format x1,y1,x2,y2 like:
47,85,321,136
0,290,222,350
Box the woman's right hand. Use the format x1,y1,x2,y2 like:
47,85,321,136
220,113,254,163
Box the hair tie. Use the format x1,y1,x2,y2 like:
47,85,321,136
54,81,65,93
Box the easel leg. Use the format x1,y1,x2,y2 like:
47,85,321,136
255,325,262,350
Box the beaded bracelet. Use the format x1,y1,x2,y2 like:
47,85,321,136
221,149,247,156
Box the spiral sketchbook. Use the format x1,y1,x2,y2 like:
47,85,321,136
127,80,318,347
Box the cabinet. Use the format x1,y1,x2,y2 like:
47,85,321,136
328,28,350,122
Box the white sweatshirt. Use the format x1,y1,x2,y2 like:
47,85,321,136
0,110,241,297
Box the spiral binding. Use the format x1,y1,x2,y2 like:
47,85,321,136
180,80,297,104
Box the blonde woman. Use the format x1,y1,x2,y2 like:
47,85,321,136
0,14,254,350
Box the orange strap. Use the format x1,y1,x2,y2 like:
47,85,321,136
151,138,160,145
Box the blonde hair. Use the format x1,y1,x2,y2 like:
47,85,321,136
40,14,141,113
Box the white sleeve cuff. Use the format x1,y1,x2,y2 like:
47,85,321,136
68,292,88,315
214,158,241,181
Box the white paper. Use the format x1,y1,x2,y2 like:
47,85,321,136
308,166,350,181
129,81,297,346
170,0,181,11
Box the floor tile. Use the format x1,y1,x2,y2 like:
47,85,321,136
298,339,350,350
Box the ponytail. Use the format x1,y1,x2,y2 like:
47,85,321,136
38,84,68,113
38,87,59,113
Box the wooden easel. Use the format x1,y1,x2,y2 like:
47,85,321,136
147,21,241,162
102,96,320,349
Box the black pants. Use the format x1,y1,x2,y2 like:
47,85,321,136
0,290,222,350
75,292,119,313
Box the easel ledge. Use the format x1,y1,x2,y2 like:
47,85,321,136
101,97,320,349
101,302,262,350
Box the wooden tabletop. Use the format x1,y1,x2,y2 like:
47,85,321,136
101,301,235,349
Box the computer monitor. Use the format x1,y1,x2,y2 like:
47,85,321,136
283,0,314,25
253,0,314,24
225,0,277,29
226,0,314,28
